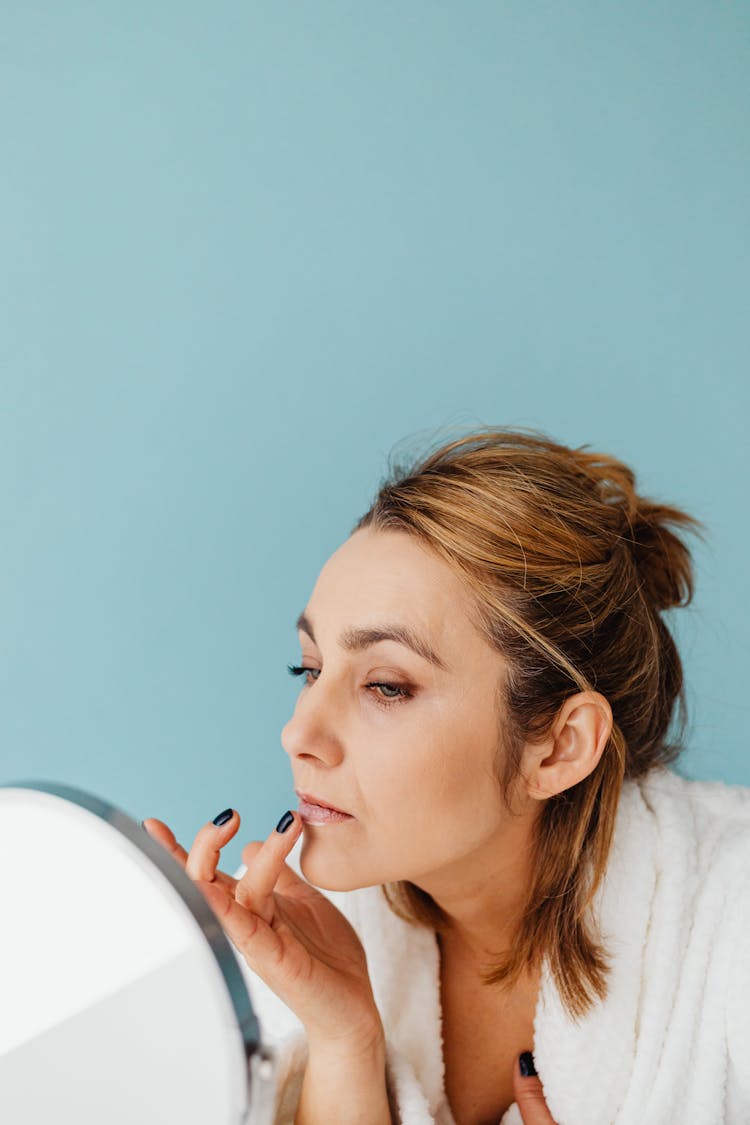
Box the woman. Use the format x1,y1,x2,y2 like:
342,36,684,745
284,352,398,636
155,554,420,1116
144,426,750,1125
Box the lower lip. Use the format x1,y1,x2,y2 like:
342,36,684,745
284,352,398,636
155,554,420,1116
297,798,354,825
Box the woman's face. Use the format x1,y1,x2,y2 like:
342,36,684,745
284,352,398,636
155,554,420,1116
281,526,532,894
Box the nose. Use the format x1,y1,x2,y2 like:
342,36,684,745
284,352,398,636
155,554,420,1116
280,684,346,767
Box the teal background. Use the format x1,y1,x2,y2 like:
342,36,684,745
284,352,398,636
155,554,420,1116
1,3,747,874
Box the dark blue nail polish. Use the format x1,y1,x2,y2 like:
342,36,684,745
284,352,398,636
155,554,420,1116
212,808,233,826
519,1051,537,1077
276,810,294,833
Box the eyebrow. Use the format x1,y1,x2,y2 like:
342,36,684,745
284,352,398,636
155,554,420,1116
295,611,449,672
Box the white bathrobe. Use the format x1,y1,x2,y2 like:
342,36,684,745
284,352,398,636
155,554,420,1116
231,766,750,1124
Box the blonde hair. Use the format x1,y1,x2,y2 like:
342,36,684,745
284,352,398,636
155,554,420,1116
351,425,707,1021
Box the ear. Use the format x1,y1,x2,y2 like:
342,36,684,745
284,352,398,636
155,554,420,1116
523,691,613,801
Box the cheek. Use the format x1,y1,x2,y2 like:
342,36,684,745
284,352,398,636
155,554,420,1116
362,697,498,817
409,725,500,822
371,745,467,827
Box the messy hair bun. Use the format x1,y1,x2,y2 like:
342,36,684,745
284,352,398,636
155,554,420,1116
571,444,700,612
626,501,698,612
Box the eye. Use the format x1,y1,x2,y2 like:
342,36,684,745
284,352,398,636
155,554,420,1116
287,664,320,683
365,680,414,708
286,664,413,709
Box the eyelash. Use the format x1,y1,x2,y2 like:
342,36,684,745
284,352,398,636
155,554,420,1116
286,664,414,709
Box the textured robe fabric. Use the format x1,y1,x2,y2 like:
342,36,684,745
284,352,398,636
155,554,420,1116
230,766,750,1124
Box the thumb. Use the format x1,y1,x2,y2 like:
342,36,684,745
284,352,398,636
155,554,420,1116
512,1052,558,1125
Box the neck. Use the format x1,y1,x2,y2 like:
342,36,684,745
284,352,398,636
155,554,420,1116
413,804,539,970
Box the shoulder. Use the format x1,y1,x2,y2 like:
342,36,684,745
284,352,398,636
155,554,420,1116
634,765,750,879
635,763,750,822
604,767,750,959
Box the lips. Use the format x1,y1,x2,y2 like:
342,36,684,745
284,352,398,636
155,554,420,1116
295,790,352,816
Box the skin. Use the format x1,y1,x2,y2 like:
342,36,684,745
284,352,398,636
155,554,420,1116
145,526,613,1124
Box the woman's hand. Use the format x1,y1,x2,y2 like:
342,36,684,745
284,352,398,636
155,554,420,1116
512,1052,559,1124
142,808,385,1056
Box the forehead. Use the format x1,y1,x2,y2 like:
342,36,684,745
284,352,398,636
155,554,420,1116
309,527,479,640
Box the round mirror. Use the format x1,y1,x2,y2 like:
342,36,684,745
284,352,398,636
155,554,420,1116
0,781,277,1124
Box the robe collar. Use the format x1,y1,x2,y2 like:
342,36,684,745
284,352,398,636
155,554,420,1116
365,774,658,1125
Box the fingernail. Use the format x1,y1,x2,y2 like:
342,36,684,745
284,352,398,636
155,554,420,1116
212,808,234,827
276,810,294,833
519,1051,537,1077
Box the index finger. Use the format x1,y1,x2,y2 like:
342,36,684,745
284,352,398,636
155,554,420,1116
235,809,304,922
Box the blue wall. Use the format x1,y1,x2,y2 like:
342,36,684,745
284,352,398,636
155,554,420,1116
1,3,747,873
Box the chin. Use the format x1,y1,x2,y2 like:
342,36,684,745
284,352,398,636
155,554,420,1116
298,837,374,893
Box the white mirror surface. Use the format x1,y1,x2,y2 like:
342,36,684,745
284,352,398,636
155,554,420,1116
0,782,277,1124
